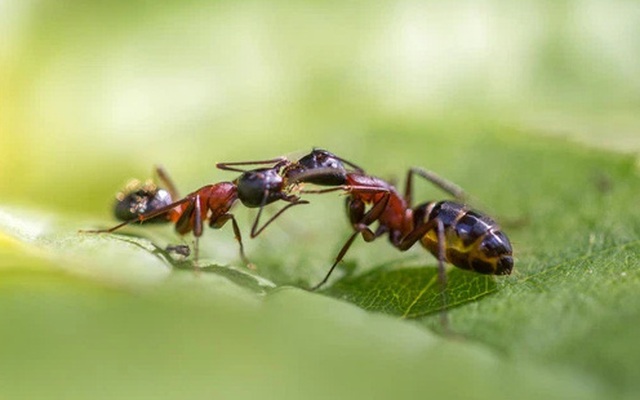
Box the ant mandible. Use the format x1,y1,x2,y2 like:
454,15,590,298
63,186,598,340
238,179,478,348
85,161,309,265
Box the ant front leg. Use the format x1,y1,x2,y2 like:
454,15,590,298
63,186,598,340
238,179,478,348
404,167,467,208
310,189,390,291
216,157,288,173
347,194,390,242
249,194,309,238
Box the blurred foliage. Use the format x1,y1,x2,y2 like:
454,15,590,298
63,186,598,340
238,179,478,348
1,1,640,399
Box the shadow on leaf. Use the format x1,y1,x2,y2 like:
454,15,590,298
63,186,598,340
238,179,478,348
321,265,498,318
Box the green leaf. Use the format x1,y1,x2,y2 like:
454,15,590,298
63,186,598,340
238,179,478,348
0,206,273,299
2,2,640,399
323,266,498,318
2,121,639,398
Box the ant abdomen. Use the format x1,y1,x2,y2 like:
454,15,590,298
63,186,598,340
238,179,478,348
114,181,173,223
415,200,513,275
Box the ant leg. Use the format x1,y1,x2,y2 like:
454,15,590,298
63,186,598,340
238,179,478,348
210,214,250,265
356,191,390,235
435,219,450,331
216,157,288,173
373,224,388,238
311,222,381,291
311,191,390,290
192,195,203,266
154,165,180,199
229,215,247,265
310,230,360,291
250,199,310,238
395,218,451,331
404,167,467,208
82,197,191,234
173,195,202,266
396,218,437,251
193,237,199,267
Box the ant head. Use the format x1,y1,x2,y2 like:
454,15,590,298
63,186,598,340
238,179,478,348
285,149,349,186
301,149,344,170
236,167,285,208
114,181,173,222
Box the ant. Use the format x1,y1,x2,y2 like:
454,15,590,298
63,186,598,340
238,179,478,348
85,161,309,265
222,150,513,298
113,166,179,224
111,167,191,258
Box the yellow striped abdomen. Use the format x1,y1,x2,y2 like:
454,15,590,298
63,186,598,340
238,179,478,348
415,201,513,275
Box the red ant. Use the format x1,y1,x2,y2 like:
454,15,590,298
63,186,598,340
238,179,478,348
222,149,513,295
85,161,309,265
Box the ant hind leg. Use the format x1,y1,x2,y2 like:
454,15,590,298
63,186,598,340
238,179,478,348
404,167,467,208
394,217,450,332
435,219,450,332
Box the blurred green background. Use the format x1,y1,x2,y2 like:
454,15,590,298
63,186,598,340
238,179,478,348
2,0,639,213
1,1,640,399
